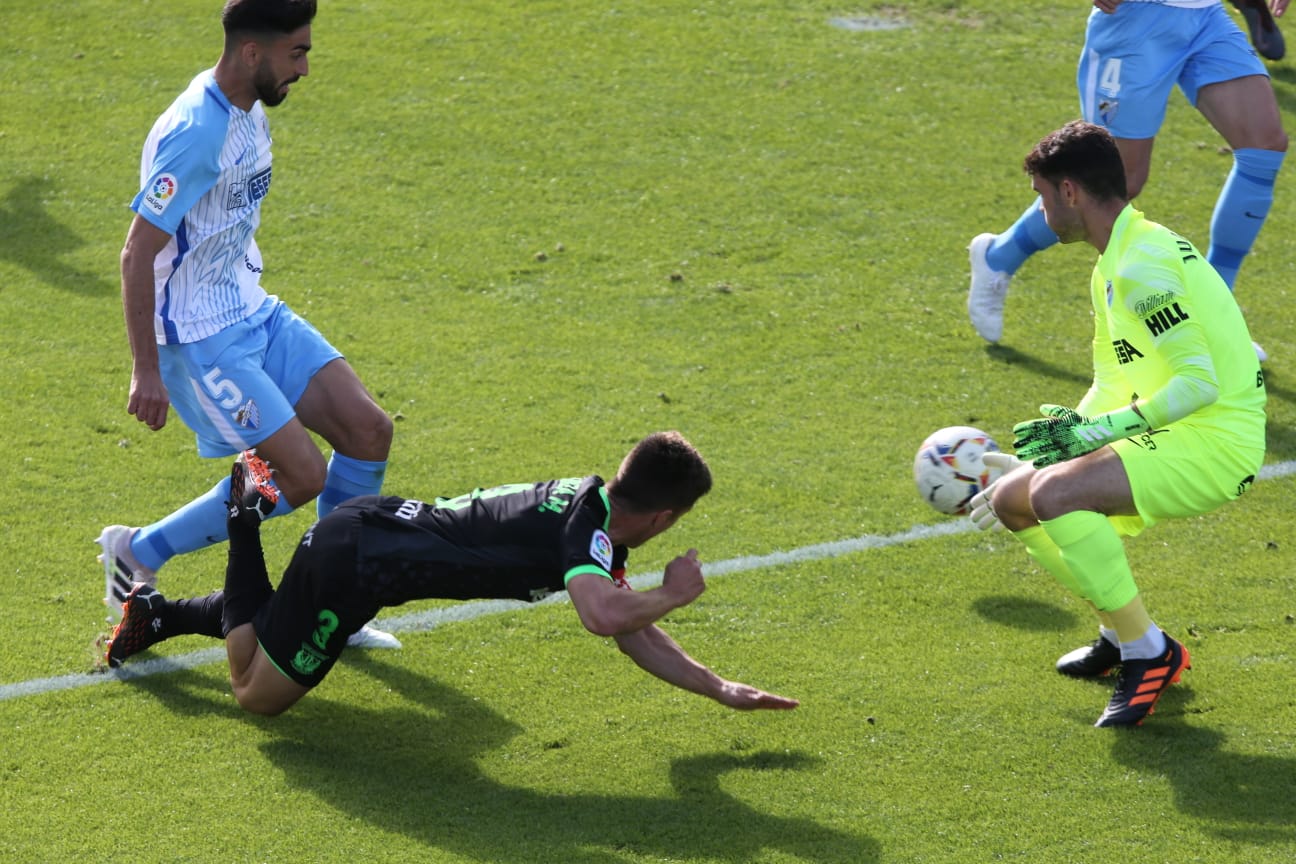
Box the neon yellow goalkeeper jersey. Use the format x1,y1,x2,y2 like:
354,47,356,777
1079,205,1266,444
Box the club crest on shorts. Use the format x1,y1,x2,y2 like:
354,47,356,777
1097,98,1118,126
234,398,260,430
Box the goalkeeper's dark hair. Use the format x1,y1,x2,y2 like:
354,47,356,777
222,0,317,38
1024,120,1128,202
607,431,712,514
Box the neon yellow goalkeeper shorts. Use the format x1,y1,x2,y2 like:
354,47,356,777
1107,422,1264,538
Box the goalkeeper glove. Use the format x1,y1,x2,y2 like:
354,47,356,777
1012,403,1150,468
967,452,1026,532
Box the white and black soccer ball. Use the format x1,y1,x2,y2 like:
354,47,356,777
913,426,1003,516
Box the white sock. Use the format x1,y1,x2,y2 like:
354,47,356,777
1119,625,1166,661
1099,626,1119,647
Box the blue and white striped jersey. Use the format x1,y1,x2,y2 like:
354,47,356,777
132,69,272,345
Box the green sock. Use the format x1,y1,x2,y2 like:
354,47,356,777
1039,511,1139,612
1015,524,1085,598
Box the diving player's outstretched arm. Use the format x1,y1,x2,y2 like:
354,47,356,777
613,624,799,710
567,551,799,711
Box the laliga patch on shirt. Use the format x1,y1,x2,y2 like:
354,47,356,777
143,174,178,216
589,529,614,571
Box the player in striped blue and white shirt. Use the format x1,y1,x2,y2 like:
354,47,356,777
100,0,397,649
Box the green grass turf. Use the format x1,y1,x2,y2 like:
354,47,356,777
2,1,1295,861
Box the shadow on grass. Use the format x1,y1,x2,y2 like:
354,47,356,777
983,344,1092,389
971,594,1081,633
124,661,240,716
1108,714,1296,848
255,655,880,863
0,176,114,296
1262,369,1296,461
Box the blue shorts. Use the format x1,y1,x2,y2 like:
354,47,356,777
159,296,343,457
1078,3,1266,139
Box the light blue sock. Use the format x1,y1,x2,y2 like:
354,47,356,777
132,472,293,572
1207,147,1285,289
986,198,1058,275
317,453,388,518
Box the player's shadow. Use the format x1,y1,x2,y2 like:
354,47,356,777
1108,718,1296,847
983,344,1092,388
1261,370,1296,460
114,652,250,717
259,656,880,863
0,175,114,295
971,594,1081,632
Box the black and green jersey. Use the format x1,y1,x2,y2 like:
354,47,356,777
330,475,629,606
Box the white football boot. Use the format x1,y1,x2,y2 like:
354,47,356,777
97,525,157,623
967,233,1012,343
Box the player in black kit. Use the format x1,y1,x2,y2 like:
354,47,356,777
105,432,799,717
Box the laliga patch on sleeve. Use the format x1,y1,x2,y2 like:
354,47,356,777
589,529,613,571
143,174,179,216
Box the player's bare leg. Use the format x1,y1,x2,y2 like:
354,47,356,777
225,623,308,716
293,358,393,464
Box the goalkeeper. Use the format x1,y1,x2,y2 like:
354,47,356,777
969,121,1266,728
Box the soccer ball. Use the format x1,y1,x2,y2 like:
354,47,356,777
913,426,1003,516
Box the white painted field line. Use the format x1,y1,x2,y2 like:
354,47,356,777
3,460,1292,703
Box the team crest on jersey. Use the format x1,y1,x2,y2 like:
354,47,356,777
589,529,614,570
143,174,178,215
226,167,272,210
1105,280,1114,308
234,399,260,430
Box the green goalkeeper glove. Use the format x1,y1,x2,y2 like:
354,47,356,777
1012,403,1150,468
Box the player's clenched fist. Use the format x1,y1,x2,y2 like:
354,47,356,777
662,549,705,605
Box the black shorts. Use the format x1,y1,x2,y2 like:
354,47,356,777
253,509,383,688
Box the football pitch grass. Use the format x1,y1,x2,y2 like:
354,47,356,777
2,1,1295,861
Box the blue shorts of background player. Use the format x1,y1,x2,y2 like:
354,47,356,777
1080,2,1265,139
967,0,1287,351
161,297,340,458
